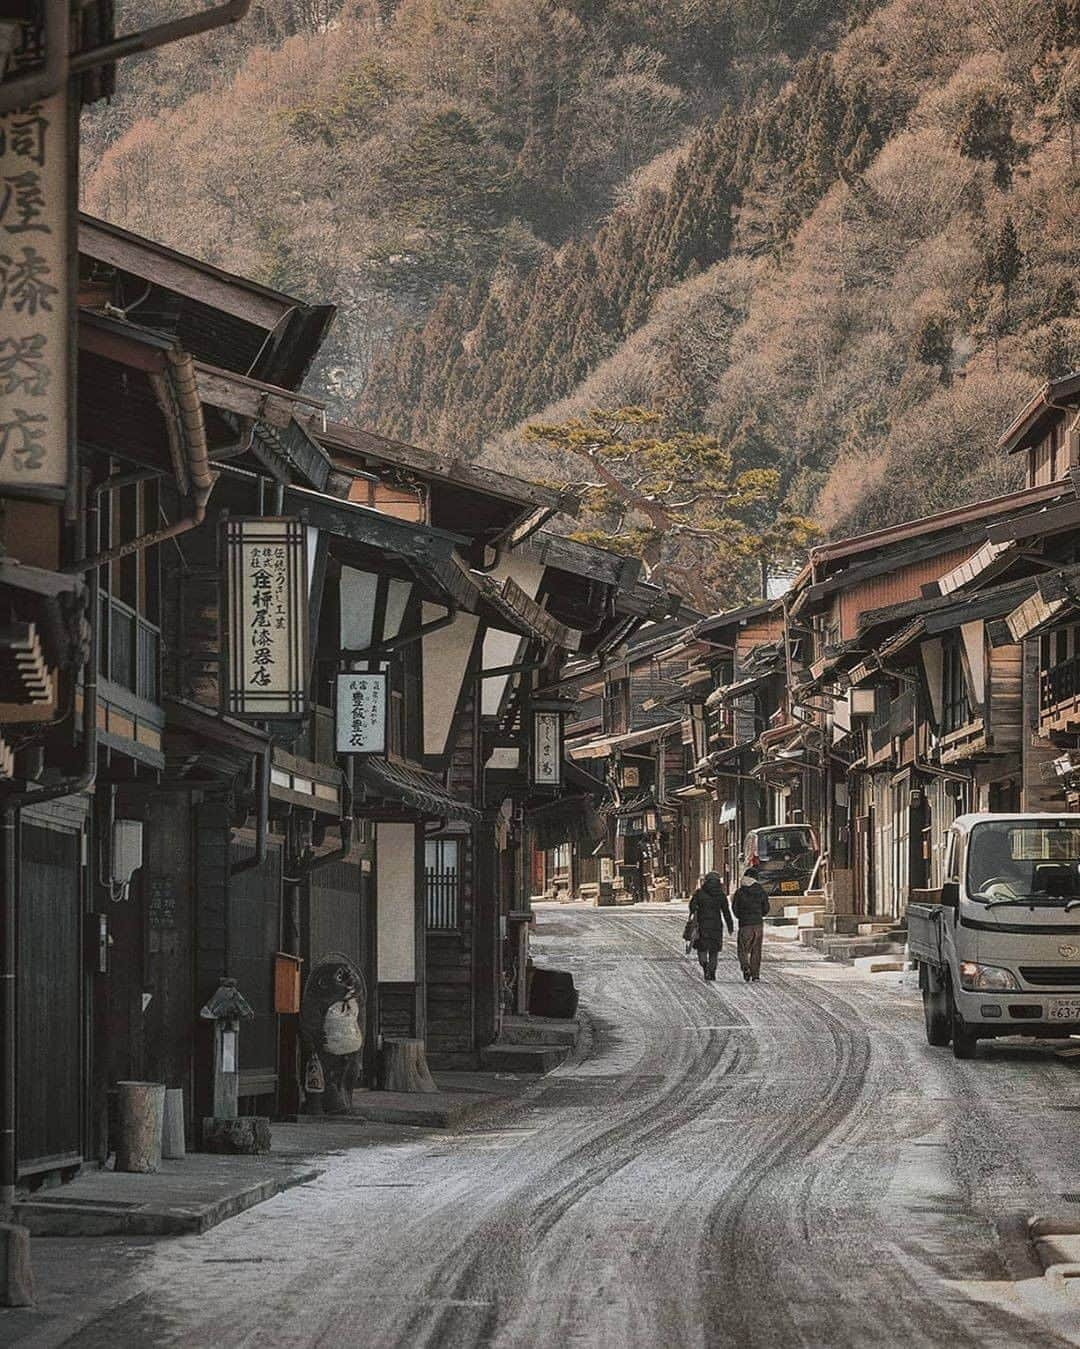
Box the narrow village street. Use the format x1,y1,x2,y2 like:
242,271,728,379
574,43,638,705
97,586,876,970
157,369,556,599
20,905,1080,1349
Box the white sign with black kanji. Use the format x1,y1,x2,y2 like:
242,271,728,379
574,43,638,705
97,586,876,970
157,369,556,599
336,672,387,754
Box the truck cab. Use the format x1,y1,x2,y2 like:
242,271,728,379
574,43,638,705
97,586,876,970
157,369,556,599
908,813,1080,1058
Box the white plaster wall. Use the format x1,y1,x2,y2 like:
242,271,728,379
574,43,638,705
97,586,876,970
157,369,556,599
422,608,480,756
960,620,986,708
376,821,417,983
480,555,546,717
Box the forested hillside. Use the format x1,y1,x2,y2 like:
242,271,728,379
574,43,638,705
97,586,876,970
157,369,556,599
84,0,1080,603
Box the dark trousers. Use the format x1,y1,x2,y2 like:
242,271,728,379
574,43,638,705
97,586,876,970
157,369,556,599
738,924,763,977
698,938,722,977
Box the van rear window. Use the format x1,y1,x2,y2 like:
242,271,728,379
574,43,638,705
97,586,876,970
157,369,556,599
758,828,814,858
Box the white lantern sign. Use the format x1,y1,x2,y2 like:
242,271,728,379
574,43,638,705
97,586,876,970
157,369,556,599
223,518,308,718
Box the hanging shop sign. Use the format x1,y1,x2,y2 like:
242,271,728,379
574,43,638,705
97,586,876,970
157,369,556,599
622,765,640,788
531,709,563,788
336,671,387,754
0,21,71,499
223,517,308,718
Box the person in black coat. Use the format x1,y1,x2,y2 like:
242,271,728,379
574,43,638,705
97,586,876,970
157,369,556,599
732,868,770,982
689,872,733,982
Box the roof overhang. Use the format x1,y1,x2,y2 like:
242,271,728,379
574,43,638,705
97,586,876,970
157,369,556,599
567,718,681,761
998,371,1080,456
356,757,482,822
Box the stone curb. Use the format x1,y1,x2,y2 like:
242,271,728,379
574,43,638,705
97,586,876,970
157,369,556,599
14,1165,320,1238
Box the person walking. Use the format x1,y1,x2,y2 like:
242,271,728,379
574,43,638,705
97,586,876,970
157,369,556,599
689,872,733,982
732,867,770,982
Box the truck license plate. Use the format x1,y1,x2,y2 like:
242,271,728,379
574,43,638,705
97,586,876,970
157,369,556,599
1048,1000,1080,1021
781,880,800,893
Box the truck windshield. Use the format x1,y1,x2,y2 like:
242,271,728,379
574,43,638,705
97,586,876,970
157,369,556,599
966,821,1080,903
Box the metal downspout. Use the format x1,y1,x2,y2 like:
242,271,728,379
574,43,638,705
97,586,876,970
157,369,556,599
290,761,355,883
64,351,225,575
230,739,271,879
2,504,100,1213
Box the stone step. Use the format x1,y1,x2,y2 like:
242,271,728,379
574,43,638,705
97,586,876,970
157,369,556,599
796,909,826,928
798,926,824,947
764,915,796,927
499,1015,580,1048
783,903,822,918
851,955,907,974
857,923,895,936
822,939,907,964
821,914,863,935
478,1043,569,1074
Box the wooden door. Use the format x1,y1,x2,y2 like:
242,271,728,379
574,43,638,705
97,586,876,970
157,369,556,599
18,819,83,1176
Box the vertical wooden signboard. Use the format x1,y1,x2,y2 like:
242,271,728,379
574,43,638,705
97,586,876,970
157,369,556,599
0,19,70,499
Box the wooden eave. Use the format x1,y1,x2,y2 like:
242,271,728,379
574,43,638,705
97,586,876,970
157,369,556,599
986,493,1080,545
283,485,467,564
79,307,171,373
194,363,332,490
999,370,1080,455
516,531,642,589
858,573,1040,641
793,523,995,615
315,421,577,515
474,573,583,651
802,479,1070,578
80,213,316,334
695,598,780,638
78,215,335,389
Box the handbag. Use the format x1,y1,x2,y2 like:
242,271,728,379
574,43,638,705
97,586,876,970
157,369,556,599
682,917,698,947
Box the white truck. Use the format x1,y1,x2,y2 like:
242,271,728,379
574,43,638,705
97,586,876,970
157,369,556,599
907,813,1080,1059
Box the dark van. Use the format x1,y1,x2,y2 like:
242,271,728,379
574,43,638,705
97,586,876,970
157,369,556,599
741,825,819,897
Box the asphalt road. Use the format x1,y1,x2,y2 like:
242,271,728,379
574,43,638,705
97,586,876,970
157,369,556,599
45,907,1080,1346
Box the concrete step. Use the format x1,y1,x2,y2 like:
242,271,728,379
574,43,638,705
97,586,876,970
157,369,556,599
852,955,907,974
796,909,826,928
479,1043,568,1074
764,915,796,927
499,1015,580,1048
798,926,824,947
783,903,822,918
822,938,907,964
856,923,895,937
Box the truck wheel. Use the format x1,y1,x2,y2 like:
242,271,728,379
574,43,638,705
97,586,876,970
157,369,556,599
951,1004,978,1060
923,986,951,1046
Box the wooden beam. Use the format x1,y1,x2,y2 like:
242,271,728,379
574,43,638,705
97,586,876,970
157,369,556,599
195,364,325,419
283,486,467,561
78,314,168,372
986,498,1080,544
316,420,570,512
79,215,292,331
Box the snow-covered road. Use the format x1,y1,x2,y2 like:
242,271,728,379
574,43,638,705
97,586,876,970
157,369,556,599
45,906,1080,1347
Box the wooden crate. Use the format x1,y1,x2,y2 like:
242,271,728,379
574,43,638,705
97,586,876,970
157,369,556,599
274,952,303,1014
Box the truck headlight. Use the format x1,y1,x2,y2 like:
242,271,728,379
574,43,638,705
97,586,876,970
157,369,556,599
959,961,1018,992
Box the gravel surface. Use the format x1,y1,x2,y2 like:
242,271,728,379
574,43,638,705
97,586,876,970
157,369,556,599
27,905,1080,1347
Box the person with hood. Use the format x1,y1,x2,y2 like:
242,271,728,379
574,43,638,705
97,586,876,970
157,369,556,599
732,867,770,982
689,872,733,982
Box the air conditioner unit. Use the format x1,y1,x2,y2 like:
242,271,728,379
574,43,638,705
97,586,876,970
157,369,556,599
848,688,876,717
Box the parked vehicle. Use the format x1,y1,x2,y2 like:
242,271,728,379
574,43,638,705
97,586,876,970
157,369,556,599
909,813,1080,1060
740,825,819,897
